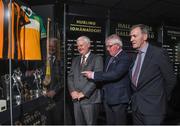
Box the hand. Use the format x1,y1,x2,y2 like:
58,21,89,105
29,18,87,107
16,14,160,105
25,70,34,77
78,92,85,100
70,91,79,99
81,71,93,79
46,90,56,98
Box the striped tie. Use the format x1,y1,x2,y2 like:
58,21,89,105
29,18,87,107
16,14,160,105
132,51,142,86
81,55,86,67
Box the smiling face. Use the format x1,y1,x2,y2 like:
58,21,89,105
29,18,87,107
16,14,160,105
105,34,122,57
77,38,90,55
49,39,56,55
130,27,148,50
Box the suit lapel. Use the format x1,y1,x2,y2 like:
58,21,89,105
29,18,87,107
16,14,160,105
105,56,111,71
107,51,122,71
80,53,94,71
86,53,94,66
129,52,138,80
138,44,153,88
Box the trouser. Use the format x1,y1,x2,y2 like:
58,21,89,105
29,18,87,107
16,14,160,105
73,101,100,125
48,100,64,124
132,108,165,125
104,103,128,125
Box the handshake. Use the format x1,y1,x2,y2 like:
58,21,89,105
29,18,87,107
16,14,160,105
81,71,94,79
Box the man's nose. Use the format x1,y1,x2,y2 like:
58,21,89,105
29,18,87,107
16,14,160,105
107,48,110,52
130,37,133,42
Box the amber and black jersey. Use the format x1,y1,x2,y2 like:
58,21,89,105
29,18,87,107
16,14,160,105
0,0,29,59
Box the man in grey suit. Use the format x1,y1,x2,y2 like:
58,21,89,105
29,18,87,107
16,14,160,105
129,24,177,124
68,36,103,125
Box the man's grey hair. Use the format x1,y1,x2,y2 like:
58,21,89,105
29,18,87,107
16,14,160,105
76,36,91,44
130,24,149,36
50,37,58,44
105,34,123,47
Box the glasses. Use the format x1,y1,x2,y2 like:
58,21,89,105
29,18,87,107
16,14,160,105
106,44,114,49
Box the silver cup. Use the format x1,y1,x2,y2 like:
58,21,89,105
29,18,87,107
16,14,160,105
15,95,21,105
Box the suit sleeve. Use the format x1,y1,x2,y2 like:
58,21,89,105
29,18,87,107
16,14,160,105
159,49,177,100
50,61,62,93
94,56,131,82
81,55,103,97
67,58,76,93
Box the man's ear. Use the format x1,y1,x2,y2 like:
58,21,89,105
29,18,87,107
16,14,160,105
88,43,91,48
143,33,148,41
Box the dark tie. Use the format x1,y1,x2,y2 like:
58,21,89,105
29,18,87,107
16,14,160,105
106,57,114,71
49,55,56,64
132,51,142,86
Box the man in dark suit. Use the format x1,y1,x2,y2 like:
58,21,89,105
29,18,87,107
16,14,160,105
43,37,64,124
129,24,177,124
82,34,132,124
68,36,103,125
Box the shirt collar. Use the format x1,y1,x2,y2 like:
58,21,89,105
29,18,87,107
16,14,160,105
138,43,149,53
82,51,91,58
114,49,122,57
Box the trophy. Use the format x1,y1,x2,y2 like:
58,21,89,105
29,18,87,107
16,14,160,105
3,74,10,101
33,69,43,98
12,68,23,105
